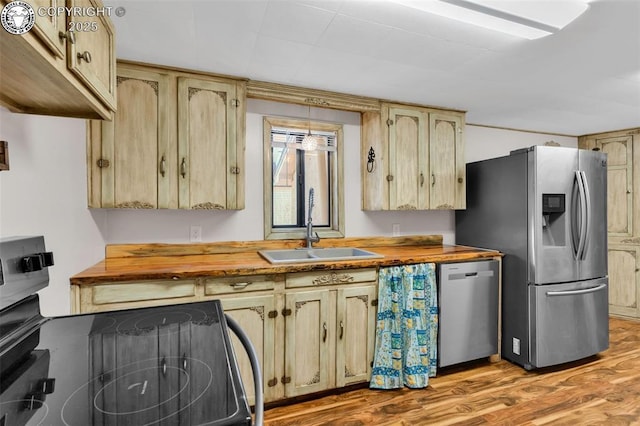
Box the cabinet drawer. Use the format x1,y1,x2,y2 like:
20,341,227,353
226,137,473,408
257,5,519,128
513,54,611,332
92,279,197,305
286,268,377,288
204,275,279,295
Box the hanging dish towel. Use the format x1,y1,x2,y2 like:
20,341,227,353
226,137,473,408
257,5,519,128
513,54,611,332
370,263,438,389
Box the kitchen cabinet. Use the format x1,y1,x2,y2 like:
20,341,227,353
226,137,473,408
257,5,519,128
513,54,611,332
87,66,172,208
204,274,284,405
361,103,465,210
579,128,640,318
177,77,245,209
76,278,199,312
73,268,377,402
0,0,116,119
283,269,377,397
87,61,246,209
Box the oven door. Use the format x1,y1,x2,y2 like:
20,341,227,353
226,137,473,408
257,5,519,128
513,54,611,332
529,277,609,368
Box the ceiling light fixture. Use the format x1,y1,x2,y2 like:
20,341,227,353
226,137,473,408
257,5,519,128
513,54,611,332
391,0,590,39
301,104,318,151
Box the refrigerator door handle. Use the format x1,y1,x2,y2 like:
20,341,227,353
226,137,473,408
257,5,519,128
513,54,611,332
579,171,591,260
546,284,607,297
575,170,588,260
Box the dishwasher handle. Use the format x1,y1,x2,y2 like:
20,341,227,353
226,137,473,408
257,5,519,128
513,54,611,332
448,270,495,281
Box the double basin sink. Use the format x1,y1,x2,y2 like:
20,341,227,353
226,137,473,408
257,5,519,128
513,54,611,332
258,247,383,264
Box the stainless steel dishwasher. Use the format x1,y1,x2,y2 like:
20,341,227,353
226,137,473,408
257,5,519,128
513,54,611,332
438,260,499,367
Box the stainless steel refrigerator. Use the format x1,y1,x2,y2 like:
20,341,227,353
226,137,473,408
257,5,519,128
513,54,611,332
456,146,609,370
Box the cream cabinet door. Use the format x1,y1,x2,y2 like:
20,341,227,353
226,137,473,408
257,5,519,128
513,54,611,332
598,135,633,237
429,112,465,210
91,67,172,208
284,290,331,397
177,77,245,210
66,0,116,110
30,0,66,58
219,295,281,404
608,245,640,318
388,106,429,210
336,285,376,387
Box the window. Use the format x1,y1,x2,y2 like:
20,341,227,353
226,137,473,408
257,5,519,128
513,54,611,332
263,116,344,240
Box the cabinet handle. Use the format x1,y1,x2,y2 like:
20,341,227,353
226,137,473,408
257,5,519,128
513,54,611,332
58,30,75,44
420,173,424,187
180,158,187,178
431,173,436,186
182,353,188,370
339,321,344,339
161,357,167,376
159,155,166,177
322,322,328,342
230,282,251,289
77,51,92,63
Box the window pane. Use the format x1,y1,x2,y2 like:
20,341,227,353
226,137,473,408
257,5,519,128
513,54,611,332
268,122,338,234
272,145,298,227
305,150,330,227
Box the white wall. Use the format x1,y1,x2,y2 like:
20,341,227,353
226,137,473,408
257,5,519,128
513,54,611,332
0,104,576,316
0,109,108,315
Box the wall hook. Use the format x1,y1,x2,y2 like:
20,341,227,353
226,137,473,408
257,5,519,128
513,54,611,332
367,146,375,173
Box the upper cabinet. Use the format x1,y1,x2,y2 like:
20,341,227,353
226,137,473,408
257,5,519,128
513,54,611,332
0,0,116,119
87,62,246,209
362,103,465,210
177,78,245,210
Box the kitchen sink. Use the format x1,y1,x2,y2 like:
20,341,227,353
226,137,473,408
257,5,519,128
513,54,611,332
258,247,384,264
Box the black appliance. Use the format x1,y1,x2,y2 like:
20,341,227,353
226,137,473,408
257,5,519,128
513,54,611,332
0,236,260,425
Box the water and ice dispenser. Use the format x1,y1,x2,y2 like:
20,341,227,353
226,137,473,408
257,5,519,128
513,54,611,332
542,193,566,246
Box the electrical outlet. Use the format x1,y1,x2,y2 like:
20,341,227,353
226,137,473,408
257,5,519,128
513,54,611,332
392,223,400,237
190,225,202,242
513,337,521,355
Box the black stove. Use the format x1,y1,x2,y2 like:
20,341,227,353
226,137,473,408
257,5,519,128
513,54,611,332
0,237,252,425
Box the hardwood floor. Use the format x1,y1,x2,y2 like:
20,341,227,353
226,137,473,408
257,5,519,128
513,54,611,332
264,317,640,425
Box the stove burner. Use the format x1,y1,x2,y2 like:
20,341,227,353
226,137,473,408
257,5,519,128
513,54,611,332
60,356,213,426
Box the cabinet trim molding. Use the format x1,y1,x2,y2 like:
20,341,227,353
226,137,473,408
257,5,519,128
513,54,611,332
312,273,355,286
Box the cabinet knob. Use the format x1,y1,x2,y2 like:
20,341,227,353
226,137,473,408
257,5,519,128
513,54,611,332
230,282,251,289
180,158,187,178
77,51,92,63
159,156,166,177
58,30,75,44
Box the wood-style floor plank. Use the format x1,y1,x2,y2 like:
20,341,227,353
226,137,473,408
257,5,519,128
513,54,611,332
264,317,640,425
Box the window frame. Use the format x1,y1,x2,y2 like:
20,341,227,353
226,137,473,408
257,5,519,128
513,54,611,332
263,116,345,240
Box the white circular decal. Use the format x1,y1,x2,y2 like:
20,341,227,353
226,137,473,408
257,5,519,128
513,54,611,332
1,1,35,35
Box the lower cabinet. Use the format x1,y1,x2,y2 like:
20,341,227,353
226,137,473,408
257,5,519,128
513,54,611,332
283,269,378,398
608,245,640,318
72,268,378,404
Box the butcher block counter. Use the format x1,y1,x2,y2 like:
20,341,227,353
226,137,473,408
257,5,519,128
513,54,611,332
70,235,501,315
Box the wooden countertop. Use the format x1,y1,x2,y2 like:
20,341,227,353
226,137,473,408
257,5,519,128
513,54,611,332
70,235,501,286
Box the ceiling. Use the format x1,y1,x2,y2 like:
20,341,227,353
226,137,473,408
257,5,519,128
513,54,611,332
105,0,640,136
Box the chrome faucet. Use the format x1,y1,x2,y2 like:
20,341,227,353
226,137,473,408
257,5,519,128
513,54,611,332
305,188,320,248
